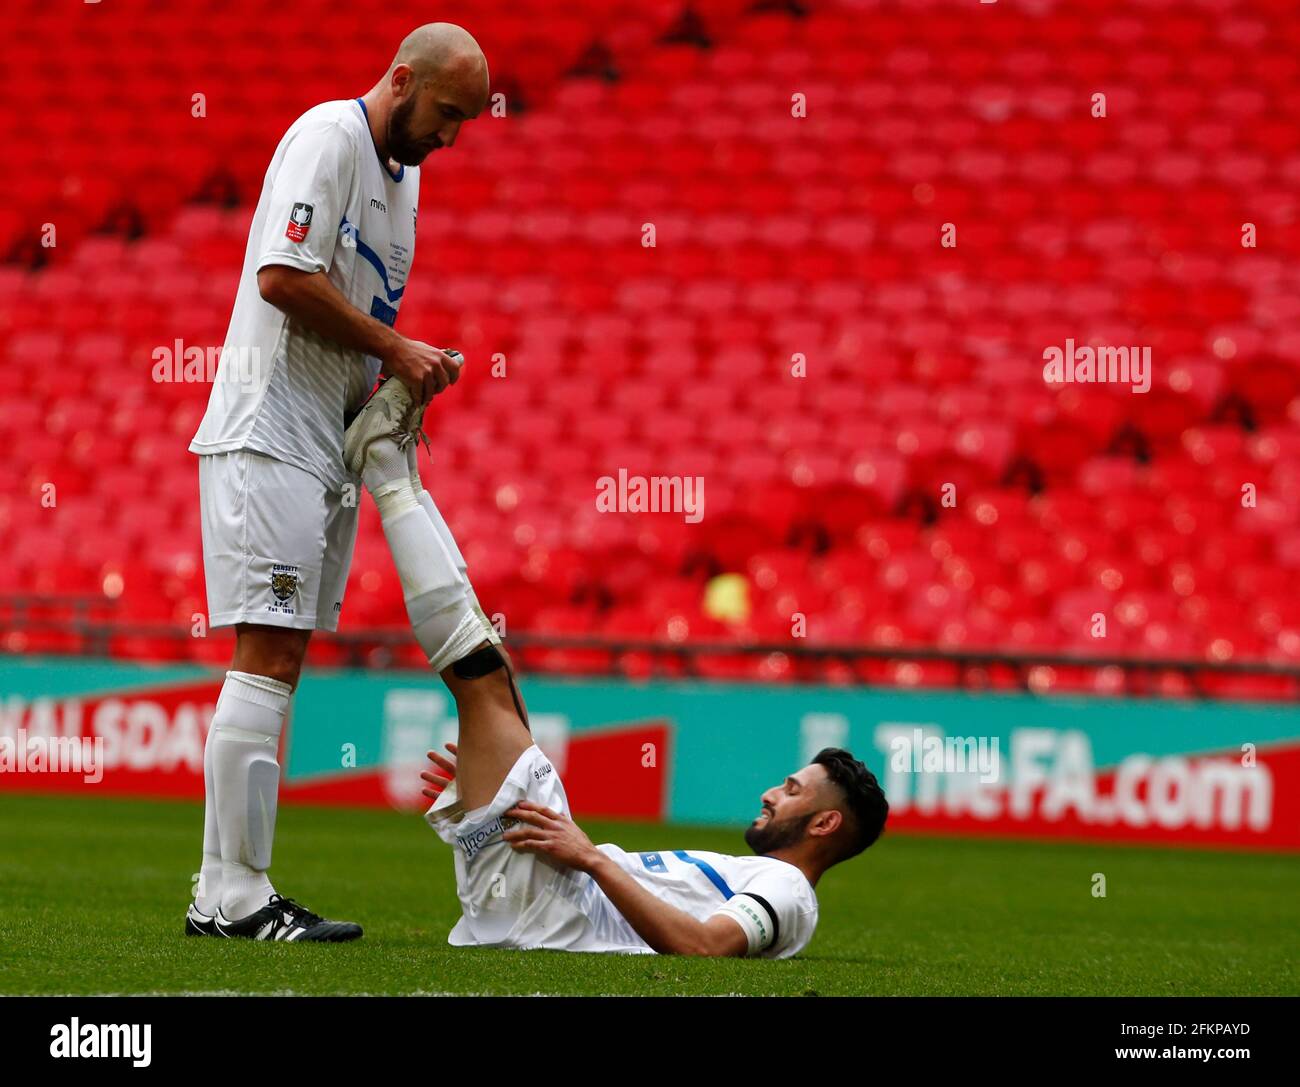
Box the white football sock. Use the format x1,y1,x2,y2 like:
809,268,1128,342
194,716,223,916
407,441,498,639
364,436,494,671
212,670,291,920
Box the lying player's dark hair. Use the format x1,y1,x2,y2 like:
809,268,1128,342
813,748,889,861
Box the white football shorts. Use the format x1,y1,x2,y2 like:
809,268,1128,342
426,744,608,950
197,450,359,631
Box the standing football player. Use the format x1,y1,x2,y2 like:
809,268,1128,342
185,24,489,942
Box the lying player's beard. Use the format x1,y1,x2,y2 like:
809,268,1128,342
387,95,435,166
745,811,813,855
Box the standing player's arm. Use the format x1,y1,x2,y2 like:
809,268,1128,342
503,801,749,957
255,263,461,403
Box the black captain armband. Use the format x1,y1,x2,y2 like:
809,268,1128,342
452,644,507,679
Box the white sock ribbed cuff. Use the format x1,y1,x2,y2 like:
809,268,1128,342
470,596,501,645
223,670,292,715
427,607,497,674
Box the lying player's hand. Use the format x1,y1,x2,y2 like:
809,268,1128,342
384,337,463,404
419,741,458,801
503,801,600,872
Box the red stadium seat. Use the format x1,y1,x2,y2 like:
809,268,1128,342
3,0,1297,693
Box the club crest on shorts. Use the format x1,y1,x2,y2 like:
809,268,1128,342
270,564,300,603
285,202,314,242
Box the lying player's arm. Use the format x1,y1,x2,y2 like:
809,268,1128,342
503,801,748,958
256,263,461,403
586,851,749,957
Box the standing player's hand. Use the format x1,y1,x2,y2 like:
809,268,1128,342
420,741,458,801
503,801,601,872
384,337,463,404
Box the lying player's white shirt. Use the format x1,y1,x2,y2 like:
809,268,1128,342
427,745,820,958
560,844,820,959
190,98,419,493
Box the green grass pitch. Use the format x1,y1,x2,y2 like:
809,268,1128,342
0,792,1296,996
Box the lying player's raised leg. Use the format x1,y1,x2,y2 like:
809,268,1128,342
404,434,499,655
345,376,531,809
347,378,578,950
438,645,532,810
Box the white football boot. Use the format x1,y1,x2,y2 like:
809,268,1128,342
343,350,462,476
343,376,419,476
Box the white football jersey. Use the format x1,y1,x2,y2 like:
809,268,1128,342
190,99,420,493
556,844,821,959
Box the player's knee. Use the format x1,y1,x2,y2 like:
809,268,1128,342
233,628,310,689
442,656,514,720
245,652,305,689
441,643,529,729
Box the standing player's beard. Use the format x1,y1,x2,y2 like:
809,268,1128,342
386,95,436,166
745,811,813,855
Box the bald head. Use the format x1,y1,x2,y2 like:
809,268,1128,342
367,22,490,166
392,22,488,85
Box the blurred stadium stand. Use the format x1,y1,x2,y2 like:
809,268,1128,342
3,0,1300,699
